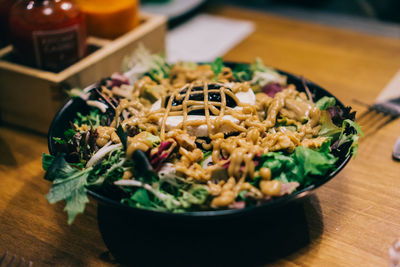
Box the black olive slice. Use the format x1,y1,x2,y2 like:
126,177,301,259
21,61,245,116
163,83,238,115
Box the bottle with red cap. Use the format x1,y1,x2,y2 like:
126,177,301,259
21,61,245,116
9,0,87,72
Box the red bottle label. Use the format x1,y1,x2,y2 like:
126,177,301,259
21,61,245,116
32,24,84,71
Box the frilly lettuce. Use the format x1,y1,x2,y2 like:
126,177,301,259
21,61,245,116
319,104,363,157
258,141,337,187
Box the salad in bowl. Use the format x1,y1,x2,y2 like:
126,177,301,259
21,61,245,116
43,48,362,224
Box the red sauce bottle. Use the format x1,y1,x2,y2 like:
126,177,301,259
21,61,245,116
9,0,87,72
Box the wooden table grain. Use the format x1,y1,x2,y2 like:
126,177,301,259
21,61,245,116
1,5,400,266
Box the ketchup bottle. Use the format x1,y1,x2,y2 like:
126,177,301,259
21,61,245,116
9,0,87,72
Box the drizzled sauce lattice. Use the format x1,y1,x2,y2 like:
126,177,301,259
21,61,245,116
160,82,245,140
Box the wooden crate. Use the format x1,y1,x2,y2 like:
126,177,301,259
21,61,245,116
0,13,166,133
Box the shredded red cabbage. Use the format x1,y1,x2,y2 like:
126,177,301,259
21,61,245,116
150,141,174,170
262,82,283,97
110,73,130,87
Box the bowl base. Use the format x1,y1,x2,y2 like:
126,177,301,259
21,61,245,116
97,200,312,266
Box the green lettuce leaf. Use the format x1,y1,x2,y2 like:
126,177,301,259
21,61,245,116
319,107,363,158
122,45,170,82
179,184,209,207
45,154,93,224
199,150,212,166
64,129,76,139
63,186,89,225
343,119,363,136
316,96,336,110
260,152,302,184
211,57,224,77
74,109,103,128
335,119,364,157
319,110,342,137
294,146,337,177
259,143,337,186
232,64,252,81
250,58,286,87
42,153,55,171
52,137,66,145
121,177,209,212
131,188,152,207
146,133,161,147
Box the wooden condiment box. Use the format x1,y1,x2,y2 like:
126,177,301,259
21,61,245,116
0,13,166,133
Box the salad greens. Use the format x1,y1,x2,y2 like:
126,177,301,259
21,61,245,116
257,141,337,187
43,50,362,224
318,98,364,156
250,58,286,89
211,57,225,78
44,154,93,224
232,64,252,82
74,109,106,128
122,44,170,83
315,96,336,110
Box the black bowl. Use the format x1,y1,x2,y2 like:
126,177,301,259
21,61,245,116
47,65,351,266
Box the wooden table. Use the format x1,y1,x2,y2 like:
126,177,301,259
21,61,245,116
1,5,400,266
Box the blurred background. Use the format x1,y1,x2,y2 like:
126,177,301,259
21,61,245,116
2,0,400,53
222,0,400,21
213,0,400,38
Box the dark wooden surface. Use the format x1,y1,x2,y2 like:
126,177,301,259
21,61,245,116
1,5,400,266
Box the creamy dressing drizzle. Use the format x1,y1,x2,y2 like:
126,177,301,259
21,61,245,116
103,76,325,208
